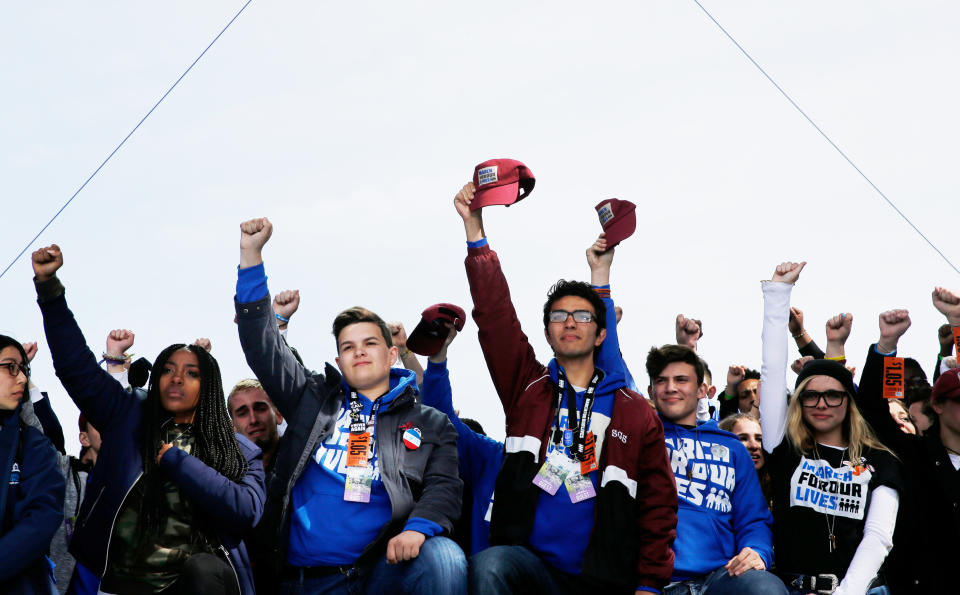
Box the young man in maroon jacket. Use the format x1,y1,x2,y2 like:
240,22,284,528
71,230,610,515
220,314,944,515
453,181,677,595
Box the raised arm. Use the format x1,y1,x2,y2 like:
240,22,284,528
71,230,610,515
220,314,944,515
587,234,626,388
455,183,547,411
790,307,826,359
31,245,138,431
858,310,912,452
760,261,805,453
235,218,316,419
389,322,424,387
824,313,853,360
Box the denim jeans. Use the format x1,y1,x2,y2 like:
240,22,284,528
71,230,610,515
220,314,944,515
279,536,467,595
664,567,788,595
787,588,889,595
468,545,606,595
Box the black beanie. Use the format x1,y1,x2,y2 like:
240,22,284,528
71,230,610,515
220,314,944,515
795,359,857,397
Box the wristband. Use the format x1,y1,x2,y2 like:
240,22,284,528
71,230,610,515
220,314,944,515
275,313,290,324
400,348,411,358
792,331,806,339
825,355,846,362
102,352,127,364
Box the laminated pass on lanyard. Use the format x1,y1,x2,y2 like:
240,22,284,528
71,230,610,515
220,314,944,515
883,357,905,399
344,391,380,503
534,370,601,502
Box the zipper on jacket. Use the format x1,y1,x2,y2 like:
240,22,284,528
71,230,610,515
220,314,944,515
78,485,106,528
100,471,143,576
219,544,242,593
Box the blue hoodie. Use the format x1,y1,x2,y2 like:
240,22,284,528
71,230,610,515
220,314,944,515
659,418,773,579
287,367,442,566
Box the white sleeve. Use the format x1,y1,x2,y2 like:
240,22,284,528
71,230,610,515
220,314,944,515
760,281,792,453
29,385,44,403
834,485,899,595
941,357,953,376
109,369,130,389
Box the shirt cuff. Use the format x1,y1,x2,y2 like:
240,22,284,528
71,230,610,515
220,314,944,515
873,343,897,356
402,517,444,537
592,284,611,299
466,237,488,249
237,262,269,303
426,359,448,373
29,386,44,403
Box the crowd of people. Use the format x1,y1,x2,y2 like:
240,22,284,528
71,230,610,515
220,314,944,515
2,159,959,595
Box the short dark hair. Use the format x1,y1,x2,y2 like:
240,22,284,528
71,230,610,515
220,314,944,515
645,344,705,385
332,307,393,352
460,418,486,436
743,368,761,382
542,280,607,331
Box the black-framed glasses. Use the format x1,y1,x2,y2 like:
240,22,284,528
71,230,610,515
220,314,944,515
799,389,846,408
0,361,29,378
548,309,595,324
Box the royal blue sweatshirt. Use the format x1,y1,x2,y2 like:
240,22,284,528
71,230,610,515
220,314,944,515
660,418,774,579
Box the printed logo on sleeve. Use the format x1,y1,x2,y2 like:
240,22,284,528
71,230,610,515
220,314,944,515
597,203,615,225
477,166,498,186
790,456,871,519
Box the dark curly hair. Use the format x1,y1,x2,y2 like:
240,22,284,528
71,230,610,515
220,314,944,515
542,279,607,330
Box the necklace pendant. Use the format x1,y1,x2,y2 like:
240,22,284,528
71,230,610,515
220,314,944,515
828,533,836,552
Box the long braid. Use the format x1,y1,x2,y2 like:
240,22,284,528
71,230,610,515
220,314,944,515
138,344,248,541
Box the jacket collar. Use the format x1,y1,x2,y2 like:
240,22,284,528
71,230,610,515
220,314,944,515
340,367,419,410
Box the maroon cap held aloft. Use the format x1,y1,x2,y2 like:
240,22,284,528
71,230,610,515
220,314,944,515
595,198,637,248
407,303,467,357
470,159,535,211
932,368,960,402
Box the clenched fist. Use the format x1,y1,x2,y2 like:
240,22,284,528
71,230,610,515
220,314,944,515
32,244,63,282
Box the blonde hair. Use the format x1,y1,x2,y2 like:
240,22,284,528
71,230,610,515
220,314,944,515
786,376,892,463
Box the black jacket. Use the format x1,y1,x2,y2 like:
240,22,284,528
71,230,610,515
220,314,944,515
857,344,960,594
236,295,461,573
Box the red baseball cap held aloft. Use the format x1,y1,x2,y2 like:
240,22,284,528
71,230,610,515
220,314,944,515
595,198,636,248
470,159,536,211
932,368,960,402
407,303,467,357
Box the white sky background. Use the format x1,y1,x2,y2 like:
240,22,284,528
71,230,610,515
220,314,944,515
2,1,958,456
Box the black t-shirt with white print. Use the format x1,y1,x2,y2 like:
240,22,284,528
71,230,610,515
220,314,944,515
766,441,902,579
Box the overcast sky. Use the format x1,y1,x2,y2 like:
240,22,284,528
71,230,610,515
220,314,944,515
3,1,958,455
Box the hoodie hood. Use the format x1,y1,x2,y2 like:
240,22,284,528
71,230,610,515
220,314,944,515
341,367,419,409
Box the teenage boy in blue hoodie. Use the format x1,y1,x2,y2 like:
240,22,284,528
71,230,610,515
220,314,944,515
645,345,786,595
234,218,466,595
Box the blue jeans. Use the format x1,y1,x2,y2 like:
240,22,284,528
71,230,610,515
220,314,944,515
787,588,889,595
280,536,467,595
664,567,788,595
469,545,607,595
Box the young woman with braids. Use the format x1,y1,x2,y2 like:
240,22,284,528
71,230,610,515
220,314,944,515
30,244,265,595
759,261,902,595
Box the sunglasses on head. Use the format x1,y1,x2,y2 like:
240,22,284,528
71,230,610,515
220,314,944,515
799,389,847,408
548,309,595,324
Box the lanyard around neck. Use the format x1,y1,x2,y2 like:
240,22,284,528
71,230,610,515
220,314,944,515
551,369,601,460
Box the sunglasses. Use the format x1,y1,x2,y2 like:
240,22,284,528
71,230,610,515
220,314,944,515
0,361,30,378
799,389,847,408
548,309,595,324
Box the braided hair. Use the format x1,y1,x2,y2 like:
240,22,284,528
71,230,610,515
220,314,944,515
138,343,248,538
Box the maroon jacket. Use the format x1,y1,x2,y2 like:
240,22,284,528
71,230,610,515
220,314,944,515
466,243,677,592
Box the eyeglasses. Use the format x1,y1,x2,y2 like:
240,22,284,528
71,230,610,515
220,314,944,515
799,390,846,408
0,361,29,378
548,309,595,324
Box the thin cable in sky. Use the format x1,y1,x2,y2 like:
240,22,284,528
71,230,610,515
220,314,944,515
692,0,960,276
0,0,254,282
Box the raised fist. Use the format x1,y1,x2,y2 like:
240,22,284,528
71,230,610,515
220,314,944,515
791,356,814,375
825,313,853,345
771,261,806,285
675,314,702,349
388,323,409,351
31,244,63,282
938,324,954,354
106,329,135,356
193,338,212,353
453,182,477,221
240,218,273,253
21,342,38,363
932,287,960,326
878,309,911,346
586,234,614,271
727,365,746,390
788,307,805,336
273,290,300,321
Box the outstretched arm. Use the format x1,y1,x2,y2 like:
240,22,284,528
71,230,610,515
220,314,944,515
760,261,805,453
32,245,137,431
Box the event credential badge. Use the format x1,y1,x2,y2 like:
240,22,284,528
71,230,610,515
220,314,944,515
564,466,596,503
533,449,570,496
344,431,373,503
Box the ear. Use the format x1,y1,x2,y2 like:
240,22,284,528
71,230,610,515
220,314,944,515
930,399,945,416
79,432,91,448
707,385,717,399
697,382,708,400
274,410,284,425
388,345,399,364
593,327,607,347
335,356,343,373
